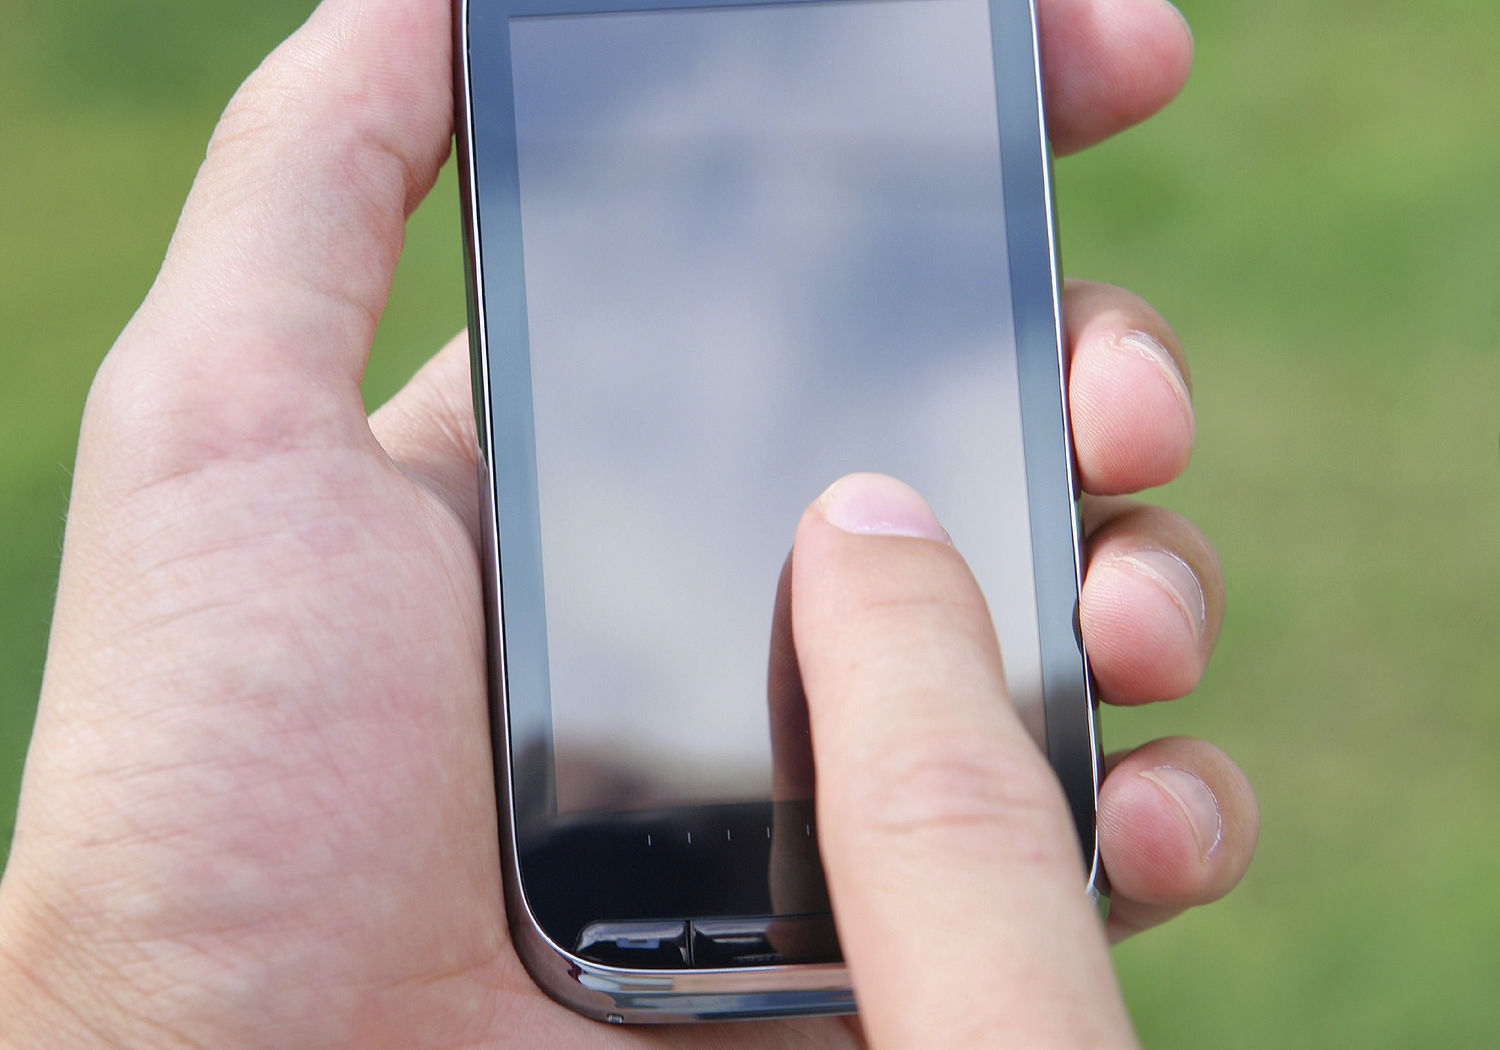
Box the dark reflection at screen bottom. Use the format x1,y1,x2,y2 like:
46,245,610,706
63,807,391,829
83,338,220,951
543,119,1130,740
518,799,833,960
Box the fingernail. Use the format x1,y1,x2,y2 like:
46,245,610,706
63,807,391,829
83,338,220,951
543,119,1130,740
1116,331,1194,436
1115,548,1207,646
816,473,950,542
1140,765,1222,859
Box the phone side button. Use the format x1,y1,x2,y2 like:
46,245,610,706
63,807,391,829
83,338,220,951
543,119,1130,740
575,920,690,969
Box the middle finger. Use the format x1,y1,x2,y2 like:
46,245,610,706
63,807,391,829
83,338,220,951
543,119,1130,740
1067,279,1197,497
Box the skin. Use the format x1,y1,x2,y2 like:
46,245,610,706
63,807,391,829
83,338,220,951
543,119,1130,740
0,0,1257,1047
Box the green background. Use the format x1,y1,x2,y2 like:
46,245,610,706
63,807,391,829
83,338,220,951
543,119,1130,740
3,0,1497,1045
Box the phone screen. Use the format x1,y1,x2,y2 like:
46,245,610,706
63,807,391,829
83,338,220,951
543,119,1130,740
510,0,1040,813
466,0,1090,953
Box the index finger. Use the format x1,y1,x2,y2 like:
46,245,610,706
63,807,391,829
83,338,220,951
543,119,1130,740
792,474,1137,1049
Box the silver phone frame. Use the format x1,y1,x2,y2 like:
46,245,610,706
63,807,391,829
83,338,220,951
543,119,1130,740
455,0,1104,1023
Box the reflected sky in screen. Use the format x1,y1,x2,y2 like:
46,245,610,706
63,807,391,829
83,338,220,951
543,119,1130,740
510,0,1041,811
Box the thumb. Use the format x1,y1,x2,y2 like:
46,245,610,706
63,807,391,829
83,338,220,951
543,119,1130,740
791,473,1136,1049
89,0,453,491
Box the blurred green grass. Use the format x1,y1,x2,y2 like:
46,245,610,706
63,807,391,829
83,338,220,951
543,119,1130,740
2,0,1497,1046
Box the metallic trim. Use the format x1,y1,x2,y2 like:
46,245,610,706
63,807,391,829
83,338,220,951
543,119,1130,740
1022,0,1108,910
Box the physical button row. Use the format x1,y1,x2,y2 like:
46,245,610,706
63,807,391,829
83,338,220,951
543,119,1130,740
576,914,839,969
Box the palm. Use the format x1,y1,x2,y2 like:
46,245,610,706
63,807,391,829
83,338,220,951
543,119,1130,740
15,378,861,1048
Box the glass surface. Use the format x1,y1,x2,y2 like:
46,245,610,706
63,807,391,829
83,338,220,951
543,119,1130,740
508,0,1042,814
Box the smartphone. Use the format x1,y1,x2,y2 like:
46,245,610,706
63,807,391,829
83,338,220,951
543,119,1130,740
455,0,1101,1023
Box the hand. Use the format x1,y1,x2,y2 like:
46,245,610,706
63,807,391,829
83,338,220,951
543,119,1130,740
0,1,1254,1048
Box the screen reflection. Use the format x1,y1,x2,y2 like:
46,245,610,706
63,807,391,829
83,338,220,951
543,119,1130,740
509,0,1042,814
